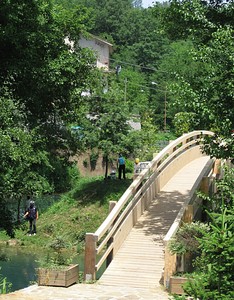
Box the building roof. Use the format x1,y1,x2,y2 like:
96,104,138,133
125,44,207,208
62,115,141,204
81,33,113,53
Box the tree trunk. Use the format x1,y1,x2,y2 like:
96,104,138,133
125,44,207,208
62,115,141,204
105,155,109,179
17,198,21,224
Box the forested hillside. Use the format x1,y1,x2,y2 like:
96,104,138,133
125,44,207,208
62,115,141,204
0,0,233,236
53,0,233,158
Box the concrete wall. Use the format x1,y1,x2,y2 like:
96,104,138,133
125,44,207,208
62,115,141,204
79,36,111,70
72,152,117,177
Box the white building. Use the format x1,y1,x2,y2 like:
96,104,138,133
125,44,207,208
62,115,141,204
65,34,113,71
79,35,113,71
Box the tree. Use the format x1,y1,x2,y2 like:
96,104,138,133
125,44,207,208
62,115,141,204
92,0,133,46
82,78,131,178
162,0,233,42
0,0,95,158
0,0,95,235
162,0,233,141
0,0,94,139
0,90,53,234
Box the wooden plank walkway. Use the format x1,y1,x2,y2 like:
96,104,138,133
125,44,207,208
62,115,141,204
98,156,211,289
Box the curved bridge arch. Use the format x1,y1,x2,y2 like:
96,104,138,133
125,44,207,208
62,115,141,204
84,130,215,285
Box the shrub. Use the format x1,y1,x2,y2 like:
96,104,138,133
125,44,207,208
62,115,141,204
39,236,72,268
177,207,234,300
169,222,209,255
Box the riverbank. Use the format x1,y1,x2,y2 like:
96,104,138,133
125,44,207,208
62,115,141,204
2,176,132,249
0,176,132,292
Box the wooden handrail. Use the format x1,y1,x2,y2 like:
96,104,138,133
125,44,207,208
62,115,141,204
94,168,149,240
84,130,214,280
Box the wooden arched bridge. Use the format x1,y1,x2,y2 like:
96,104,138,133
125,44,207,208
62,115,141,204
5,130,222,299
84,130,219,291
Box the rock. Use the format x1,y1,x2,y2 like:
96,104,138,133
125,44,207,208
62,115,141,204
7,239,19,246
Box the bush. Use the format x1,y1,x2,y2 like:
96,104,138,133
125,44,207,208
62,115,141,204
49,158,80,193
190,207,234,299
0,200,15,238
169,222,209,255
68,164,80,189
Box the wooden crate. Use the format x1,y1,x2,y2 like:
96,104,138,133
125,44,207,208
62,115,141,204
38,264,79,287
169,276,187,294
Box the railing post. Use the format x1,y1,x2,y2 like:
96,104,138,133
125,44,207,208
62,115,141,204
106,201,117,267
182,205,194,223
84,233,97,281
109,201,117,213
200,176,210,195
213,159,221,179
163,244,177,289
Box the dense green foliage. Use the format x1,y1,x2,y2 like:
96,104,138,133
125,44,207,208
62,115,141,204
161,0,234,158
0,0,94,233
0,0,232,233
54,0,233,154
169,222,209,256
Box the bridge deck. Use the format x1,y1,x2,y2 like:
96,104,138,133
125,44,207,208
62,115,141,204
98,156,211,289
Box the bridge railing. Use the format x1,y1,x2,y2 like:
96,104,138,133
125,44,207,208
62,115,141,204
84,130,214,281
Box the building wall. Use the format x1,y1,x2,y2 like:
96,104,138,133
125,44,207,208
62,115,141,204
71,152,117,177
79,37,110,70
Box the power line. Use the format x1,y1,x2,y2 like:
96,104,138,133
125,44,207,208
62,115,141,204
110,58,156,71
119,78,167,93
110,58,168,73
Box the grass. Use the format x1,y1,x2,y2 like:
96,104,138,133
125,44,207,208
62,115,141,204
4,176,132,255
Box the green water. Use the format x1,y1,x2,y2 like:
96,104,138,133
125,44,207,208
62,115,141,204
0,245,106,293
0,246,86,292
0,247,38,292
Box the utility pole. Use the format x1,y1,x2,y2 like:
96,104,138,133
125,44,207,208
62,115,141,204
124,78,127,102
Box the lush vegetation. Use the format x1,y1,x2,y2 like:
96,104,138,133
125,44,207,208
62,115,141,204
1,0,233,233
0,268,11,295
1,176,131,249
0,0,233,296
0,176,132,291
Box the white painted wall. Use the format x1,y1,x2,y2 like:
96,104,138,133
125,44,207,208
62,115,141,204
79,36,112,70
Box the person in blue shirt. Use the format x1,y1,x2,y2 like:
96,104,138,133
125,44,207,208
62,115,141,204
117,154,126,179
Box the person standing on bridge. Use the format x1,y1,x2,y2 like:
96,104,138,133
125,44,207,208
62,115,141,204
117,154,126,180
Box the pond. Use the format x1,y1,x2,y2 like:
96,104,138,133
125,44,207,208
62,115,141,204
0,242,107,293
0,247,38,292
0,246,86,292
